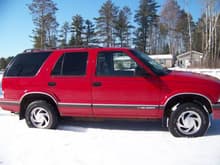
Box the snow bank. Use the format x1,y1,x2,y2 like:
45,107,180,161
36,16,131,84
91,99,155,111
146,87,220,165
0,110,220,165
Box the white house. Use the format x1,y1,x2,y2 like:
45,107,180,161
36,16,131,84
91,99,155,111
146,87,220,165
176,51,203,68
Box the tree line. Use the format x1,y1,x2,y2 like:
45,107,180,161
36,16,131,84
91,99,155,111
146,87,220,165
1,0,219,70
0,57,14,70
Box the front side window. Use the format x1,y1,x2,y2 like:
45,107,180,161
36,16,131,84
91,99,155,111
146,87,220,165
52,52,88,76
96,51,141,77
4,52,51,77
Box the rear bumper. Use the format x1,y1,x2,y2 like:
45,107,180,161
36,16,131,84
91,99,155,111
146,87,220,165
0,99,20,113
212,104,220,119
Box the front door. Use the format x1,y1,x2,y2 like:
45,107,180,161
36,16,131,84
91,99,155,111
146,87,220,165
92,50,162,119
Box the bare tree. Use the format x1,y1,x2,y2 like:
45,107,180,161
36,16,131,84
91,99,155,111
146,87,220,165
202,0,220,67
59,22,70,47
160,0,181,55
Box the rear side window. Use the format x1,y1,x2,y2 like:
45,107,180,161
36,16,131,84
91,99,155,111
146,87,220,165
4,52,51,77
52,52,88,76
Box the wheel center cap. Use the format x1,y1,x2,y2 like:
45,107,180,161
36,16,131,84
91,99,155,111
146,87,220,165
184,117,194,128
36,114,44,122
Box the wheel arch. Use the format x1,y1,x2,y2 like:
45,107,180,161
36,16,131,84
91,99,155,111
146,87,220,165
19,92,59,120
162,93,212,127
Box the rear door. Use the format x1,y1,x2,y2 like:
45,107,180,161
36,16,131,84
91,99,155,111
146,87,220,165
92,50,162,119
48,51,92,117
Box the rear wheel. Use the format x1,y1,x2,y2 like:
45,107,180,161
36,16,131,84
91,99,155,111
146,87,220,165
168,103,209,137
25,100,58,129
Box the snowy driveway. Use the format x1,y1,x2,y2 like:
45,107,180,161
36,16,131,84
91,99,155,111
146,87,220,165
0,109,220,165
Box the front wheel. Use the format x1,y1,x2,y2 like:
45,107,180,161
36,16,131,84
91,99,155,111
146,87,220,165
168,103,210,137
25,100,58,129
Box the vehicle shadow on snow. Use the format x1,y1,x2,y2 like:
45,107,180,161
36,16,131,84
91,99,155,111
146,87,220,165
57,117,220,136
206,120,220,136
58,117,168,133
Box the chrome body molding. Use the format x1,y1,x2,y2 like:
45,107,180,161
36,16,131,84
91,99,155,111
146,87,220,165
20,92,58,104
212,103,220,109
58,102,91,107
163,93,212,107
57,103,162,110
93,104,162,110
0,100,19,105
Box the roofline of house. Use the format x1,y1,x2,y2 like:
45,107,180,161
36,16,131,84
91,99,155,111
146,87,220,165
177,50,203,58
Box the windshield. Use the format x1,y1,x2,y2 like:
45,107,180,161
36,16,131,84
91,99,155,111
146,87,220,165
130,49,170,76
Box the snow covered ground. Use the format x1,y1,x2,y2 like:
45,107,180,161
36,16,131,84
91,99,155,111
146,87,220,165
0,110,220,165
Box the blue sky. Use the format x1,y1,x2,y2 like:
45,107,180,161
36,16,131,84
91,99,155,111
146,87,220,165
0,0,203,58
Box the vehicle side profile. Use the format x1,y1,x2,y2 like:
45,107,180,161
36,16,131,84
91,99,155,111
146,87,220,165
0,47,220,137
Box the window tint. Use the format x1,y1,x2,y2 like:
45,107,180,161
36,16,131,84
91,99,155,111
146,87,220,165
4,52,51,77
52,52,88,76
96,51,140,77
51,56,63,75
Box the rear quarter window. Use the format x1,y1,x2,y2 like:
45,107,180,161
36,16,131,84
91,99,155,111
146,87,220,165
4,52,51,77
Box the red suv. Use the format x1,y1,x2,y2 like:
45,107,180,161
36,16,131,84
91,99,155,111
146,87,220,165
1,47,220,137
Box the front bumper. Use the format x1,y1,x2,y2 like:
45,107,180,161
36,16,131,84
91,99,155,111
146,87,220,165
212,103,220,119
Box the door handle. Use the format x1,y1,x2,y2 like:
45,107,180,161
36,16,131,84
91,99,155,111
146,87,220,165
93,82,102,87
48,82,56,87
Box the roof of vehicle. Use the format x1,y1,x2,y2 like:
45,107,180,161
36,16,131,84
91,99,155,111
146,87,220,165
23,46,132,54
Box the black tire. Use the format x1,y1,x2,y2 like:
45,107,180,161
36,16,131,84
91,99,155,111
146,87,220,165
168,103,209,137
25,100,58,129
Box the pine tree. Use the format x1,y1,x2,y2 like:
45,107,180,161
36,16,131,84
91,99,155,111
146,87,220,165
28,0,58,48
134,0,159,53
70,14,84,46
114,6,133,47
84,19,96,46
95,0,118,47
